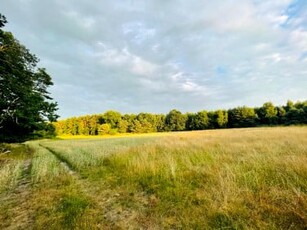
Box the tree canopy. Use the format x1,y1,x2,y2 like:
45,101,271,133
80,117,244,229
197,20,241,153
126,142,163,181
0,14,58,142
54,100,307,136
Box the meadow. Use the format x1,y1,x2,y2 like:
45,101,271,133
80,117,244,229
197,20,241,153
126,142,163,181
0,127,306,229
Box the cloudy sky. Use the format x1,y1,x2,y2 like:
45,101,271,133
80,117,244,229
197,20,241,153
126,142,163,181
2,0,307,118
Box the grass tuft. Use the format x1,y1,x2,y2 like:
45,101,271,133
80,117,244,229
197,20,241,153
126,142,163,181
58,193,91,228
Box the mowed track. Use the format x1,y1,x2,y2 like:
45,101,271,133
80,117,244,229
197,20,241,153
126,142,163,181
0,159,33,229
40,144,76,175
0,142,130,229
38,139,157,228
36,143,139,228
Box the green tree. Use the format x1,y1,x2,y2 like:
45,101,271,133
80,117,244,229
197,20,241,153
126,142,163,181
137,113,157,133
89,115,99,135
118,119,129,133
165,109,187,131
215,110,228,128
257,102,278,125
285,101,307,125
228,106,257,128
79,116,91,135
276,106,286,124
66,117,78,135
126,114,137,133
186,111,209,130
186,113,196,130
285,100,294,112
102,110,122,129
54,120,65,135
196,111,210,129
0,14,58,142
156,114,166,132
129,120,143,133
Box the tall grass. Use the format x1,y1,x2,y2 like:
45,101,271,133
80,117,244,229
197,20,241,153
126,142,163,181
86,127,307,228
0,144,30,192
1,127,306,229
41,136,160,172
0,161,23,192
27,142,68,183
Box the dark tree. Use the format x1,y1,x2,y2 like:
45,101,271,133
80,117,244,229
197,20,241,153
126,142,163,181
165,109,187,131
256,102,278,125
186,111,209,130
228,106,257,128
285,101,307,125
276,106,286,124
0,14,58,142
101,110,122,129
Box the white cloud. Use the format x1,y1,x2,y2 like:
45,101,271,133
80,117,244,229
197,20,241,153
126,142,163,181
2,0,307,117
96,45,130,66
263,53,282,63
181,81,201,92
208,1,256,31
290,29,307,50
131,56,158,76
95,43,158,76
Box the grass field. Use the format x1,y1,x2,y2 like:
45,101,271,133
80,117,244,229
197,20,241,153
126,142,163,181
0,127,306,229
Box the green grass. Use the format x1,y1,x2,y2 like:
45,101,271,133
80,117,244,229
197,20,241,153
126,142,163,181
27,141,68,183
40,136,161,171
0,127,307,229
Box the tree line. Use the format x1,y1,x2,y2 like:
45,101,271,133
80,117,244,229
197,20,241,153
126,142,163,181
54,100,307,136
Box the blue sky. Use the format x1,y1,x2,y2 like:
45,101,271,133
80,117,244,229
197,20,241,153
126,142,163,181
2,0,307,118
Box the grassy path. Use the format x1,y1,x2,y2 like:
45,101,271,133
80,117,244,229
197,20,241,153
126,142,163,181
38,142,141,228
40,144,76,175
6,159,33,229
0,158,33,229
26,142,102,229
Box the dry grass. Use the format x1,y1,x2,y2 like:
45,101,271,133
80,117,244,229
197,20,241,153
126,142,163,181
0,144,31,192
94,127,307,229
0,127,306,229
58,131,170,140
0,161,23,192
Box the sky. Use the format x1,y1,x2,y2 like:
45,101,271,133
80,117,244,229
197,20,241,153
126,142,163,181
2,0,307,118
